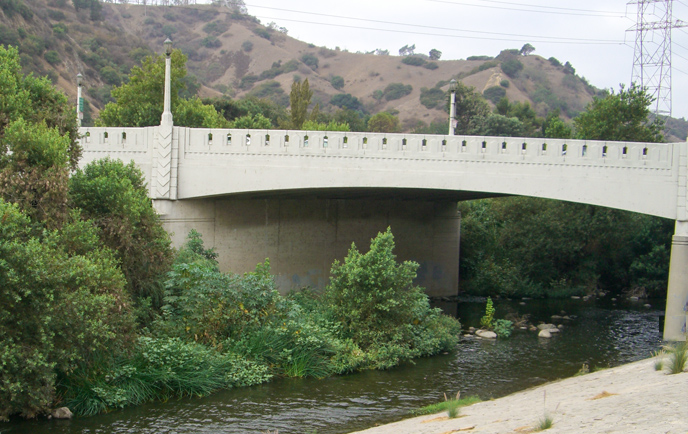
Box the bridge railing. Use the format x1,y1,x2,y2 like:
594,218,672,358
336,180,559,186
182,128,672,168
77,126,673,170
79,127,149,150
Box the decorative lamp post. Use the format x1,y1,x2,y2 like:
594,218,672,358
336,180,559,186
161,38,173,126
448,78,457,136
76,73,83,127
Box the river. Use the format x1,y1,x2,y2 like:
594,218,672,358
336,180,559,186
2,296,664,434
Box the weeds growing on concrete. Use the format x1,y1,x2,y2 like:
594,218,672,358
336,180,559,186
413,394,481,416
534,413,554,431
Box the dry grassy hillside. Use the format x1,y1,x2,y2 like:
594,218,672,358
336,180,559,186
0,0,656,134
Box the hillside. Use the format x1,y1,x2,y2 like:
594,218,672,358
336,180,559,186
2,0,687,138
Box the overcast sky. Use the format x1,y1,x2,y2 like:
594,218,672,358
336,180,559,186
236,0,688,120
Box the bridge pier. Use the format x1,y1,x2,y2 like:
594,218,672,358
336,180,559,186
664,220,688,341
154,196,460,296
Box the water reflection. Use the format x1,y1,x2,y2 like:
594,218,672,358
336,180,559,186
4,298,663,434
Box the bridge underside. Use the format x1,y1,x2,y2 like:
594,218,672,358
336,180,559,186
155,192,462,296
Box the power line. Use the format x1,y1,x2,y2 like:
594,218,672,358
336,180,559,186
466,0,623,14
245,4,623,42
252,15,625,45
426,0,624,17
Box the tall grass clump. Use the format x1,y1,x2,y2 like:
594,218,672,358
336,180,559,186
664,341,688,374
534,413,554,431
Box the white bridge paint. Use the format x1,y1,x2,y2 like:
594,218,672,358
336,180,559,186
79,125,688,341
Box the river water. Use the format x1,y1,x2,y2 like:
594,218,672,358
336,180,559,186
3,296,664,434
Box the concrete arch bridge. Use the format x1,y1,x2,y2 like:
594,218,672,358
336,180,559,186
79,124,688,340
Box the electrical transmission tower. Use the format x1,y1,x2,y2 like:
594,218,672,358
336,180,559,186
628,0,687,117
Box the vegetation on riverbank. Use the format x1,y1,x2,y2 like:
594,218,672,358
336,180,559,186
413,395,481,416
0,44,460,420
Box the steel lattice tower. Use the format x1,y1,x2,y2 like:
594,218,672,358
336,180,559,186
628,0,687,117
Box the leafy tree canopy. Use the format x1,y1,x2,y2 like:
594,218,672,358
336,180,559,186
367,112,400,133
97,50,227,128
573,84,664,142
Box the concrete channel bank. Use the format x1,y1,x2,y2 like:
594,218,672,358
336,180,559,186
347,357,687,434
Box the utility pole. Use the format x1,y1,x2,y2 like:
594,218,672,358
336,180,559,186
627,0,687,117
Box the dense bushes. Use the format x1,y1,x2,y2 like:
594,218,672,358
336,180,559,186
382,83,413,101
458,198,672,298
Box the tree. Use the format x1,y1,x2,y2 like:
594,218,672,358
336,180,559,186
289,78,313,129
0,45,80,228
398,44,415,56
69,158,174,307
573,84,664,142
97,50,227,128
367,112,400,133
0,201,136,420
451,82,491,135
429,48,442,60
231,113,272,129
480,114,524,137
520,43,535,56
325,228,423,347
302,119,350,131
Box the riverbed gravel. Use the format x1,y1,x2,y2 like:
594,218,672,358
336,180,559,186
347,357,687,434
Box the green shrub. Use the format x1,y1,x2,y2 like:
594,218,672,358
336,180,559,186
69,158,173,308
324,228,461,365
383,82,412,101
44,49,61,65
52,23,68,38
483,86,506,104
420,86,445,109
253,27,271,40
423,62,439,70
242,40,253,52
0,201,136,421
330,75,345,89
240,74,259,89
548,57,562,67
330,93,364,111
500,79,510,88
203,21,230,35
201,36,222,48
301,53,319,70
0,25,19,46
501,59,523,78
144,17,156,25
319,47,337,58
99,65,121,86
493,319,513,338
467,55,493,61
402,56,426,66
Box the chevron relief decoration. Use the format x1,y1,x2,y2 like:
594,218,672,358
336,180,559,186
152,125,173,199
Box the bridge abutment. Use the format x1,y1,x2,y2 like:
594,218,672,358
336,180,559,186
664,221,688,341
154,196,460,296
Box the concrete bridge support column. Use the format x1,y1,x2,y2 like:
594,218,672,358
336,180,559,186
664,220,688,341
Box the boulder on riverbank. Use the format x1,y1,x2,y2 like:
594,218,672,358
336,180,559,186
50,407,72,419
475,330,497,339
538,329,552,338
